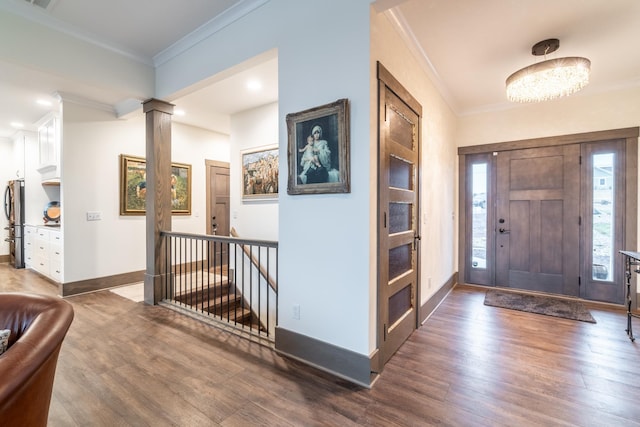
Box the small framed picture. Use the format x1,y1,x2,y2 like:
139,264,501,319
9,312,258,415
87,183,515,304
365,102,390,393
286,98,350,195
119,154,192,215
241,145,279,200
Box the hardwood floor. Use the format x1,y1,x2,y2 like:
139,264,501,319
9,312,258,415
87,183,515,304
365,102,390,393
1,264,639,426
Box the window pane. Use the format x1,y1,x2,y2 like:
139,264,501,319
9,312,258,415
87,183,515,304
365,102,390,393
472,163,487,269
592,153,614,281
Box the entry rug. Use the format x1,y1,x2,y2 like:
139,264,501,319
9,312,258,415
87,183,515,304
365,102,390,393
484,290,596,323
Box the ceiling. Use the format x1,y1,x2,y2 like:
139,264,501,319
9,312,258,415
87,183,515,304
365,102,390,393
1,0,639,139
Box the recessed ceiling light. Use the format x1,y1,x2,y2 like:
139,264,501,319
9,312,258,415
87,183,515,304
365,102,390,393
247,79,262,91
36,99,52,107
174,109,186,116
10,122,24,128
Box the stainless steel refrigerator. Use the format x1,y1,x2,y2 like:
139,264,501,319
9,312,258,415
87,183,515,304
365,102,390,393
3,179,25,269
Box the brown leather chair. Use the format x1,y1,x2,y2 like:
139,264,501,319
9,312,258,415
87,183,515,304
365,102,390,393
0,292,74,426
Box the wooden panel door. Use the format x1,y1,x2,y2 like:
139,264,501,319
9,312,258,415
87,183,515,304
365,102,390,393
377,63,421,367
206,160,230,266
495,145,580,295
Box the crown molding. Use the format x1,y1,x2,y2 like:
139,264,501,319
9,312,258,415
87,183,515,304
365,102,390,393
384,8,460,115
55,92,115,114
153,0,270,67
0,0,153,66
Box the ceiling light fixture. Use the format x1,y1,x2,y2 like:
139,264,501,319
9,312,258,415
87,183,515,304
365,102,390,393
506,38,591,103
246,79,262,91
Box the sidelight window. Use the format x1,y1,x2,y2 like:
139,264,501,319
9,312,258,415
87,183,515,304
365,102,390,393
471,163,487,269
592,153,615,281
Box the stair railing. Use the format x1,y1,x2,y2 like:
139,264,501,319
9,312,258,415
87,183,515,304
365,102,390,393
160,230,278,344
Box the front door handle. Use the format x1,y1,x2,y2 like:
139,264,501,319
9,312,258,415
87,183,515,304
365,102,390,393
499,228,510,234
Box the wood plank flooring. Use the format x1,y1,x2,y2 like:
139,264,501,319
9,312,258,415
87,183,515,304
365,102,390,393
1,264,639,426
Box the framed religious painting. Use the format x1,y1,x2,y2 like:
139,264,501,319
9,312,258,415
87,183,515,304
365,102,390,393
286,98,350,195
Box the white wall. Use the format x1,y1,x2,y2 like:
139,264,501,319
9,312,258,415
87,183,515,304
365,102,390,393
156,0,374,355
230,102,278,241
61,102,229,283
0,9,154,106
0,138,10,256
370,10,459,339
172,122,231,235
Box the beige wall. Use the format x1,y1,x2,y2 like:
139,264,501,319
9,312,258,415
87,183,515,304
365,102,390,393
457,86,640,147
371,7,460,342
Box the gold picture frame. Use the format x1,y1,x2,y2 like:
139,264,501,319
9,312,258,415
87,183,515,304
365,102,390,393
286,98,350,195
241,145,279,200
119,154,192,215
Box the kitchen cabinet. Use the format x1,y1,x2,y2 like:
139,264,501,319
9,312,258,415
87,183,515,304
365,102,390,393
25,225,63,283
36,113,60,181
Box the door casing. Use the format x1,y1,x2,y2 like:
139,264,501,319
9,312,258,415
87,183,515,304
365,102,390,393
377,62,422,371
458,127,638,306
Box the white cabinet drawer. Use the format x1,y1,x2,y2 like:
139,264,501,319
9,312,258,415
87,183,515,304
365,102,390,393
36,228,50,240
26,226,63,283
35,240,49,257
50,231,62,244
50,244,62,263
50,261,62,282
34,256,49,276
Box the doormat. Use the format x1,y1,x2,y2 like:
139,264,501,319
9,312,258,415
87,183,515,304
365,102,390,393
484,290,596,323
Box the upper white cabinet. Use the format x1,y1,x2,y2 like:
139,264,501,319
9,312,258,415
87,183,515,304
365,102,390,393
37,113,60,181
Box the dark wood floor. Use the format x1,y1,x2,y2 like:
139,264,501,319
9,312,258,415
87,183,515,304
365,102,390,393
1,264,639,426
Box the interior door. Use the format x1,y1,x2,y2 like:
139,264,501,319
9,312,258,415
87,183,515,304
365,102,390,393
495,145,580,295
206,160,230,266
377,63,421,367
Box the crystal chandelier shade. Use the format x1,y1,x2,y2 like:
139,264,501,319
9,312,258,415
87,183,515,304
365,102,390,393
505,39,591,103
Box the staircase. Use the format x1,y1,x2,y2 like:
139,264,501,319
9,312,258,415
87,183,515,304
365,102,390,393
171,271,258,329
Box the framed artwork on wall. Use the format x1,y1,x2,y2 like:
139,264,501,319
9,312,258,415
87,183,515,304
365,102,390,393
119,154,192,215
241,145,279,200
286,98,350,195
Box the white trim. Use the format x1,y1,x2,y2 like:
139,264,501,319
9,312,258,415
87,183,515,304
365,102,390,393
0,0,152,65
384,8,458,114
55,92,115,114
152,0,270,67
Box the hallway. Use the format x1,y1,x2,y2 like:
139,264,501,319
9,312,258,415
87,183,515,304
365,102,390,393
1,264,638,426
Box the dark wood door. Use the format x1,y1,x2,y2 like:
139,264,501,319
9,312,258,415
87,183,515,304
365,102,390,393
206,160,230,266
495,145,580,295
377,63,421,367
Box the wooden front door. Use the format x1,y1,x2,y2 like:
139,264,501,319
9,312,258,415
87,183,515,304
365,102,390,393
495,145,580,295
206,160,230,265
377,63,422,367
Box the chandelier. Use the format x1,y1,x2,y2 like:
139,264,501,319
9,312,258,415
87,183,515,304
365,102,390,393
506,39,591,103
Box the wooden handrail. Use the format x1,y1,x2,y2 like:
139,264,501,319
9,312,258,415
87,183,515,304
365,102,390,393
230,227,277,292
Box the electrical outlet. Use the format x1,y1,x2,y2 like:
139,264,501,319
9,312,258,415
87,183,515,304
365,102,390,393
86,211,102,221
293,304,300,320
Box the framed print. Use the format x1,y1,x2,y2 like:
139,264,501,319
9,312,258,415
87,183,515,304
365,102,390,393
119,154,192,215
286,98,350,195
241,145,279,200
170,162,192,214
